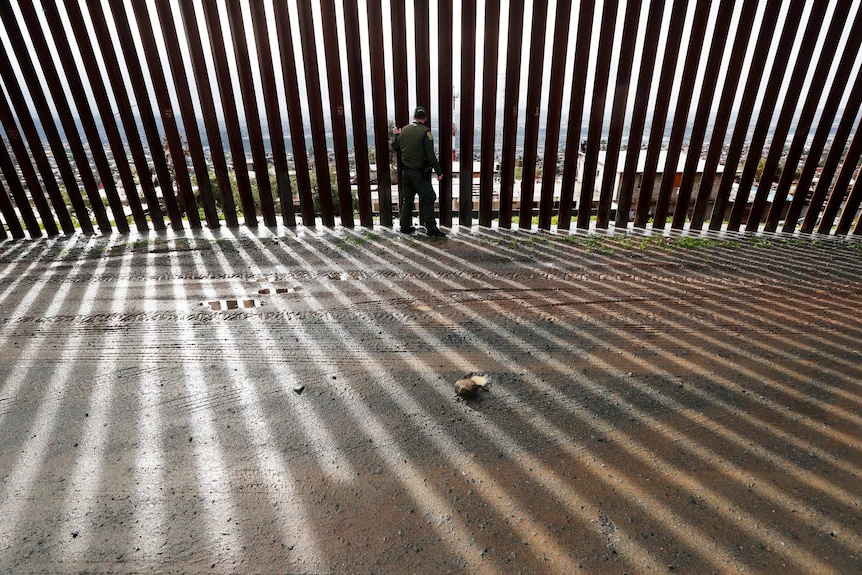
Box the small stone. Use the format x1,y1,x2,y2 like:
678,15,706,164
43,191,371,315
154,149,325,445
456,378,480,398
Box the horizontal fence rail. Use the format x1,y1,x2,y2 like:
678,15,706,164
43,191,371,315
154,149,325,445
0,0,861,240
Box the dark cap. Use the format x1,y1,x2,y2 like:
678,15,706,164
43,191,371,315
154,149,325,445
413,106,427,119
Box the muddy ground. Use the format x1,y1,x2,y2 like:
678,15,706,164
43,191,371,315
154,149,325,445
0,226,860,574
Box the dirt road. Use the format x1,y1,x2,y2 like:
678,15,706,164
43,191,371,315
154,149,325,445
1,227,860,574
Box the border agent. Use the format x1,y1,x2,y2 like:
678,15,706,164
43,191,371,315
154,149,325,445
391,106,446,237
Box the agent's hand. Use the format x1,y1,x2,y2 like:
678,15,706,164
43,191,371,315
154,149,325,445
437,174,443,182
393,127,401,135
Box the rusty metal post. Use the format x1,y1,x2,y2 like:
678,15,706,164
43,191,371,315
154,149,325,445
175,1,237,228
460,0,478,226
39,0,128,233
153,0,220,229
633,0,688,229
224,0,277,227
367,0,394,227
0,72,55,237
707,0,784,231
816,124,862,234
743,1,832,232
438,0,454,226
580,0,619,230
14,0,100,234
677,0,748,230
763,3,860,233
249,0,296,228
415,0,432,123
836,166,862,235
0,0,79,235
319,0,355,228
727,0,826,232
343,0,374,228
537,0,574,230
296,0,335,227
652,0,713,231
272,0,315,227
0,128,34,237
479,0,502,227
518,0,549,229
391,0,409,220
108,0,185,230
597,0,640,230
498,0,525,229
201,0,259,227
615,0,664,229
83,0,165,230
560,0,597,231
690,0,759,230
61,0,148,232
788,75,862,234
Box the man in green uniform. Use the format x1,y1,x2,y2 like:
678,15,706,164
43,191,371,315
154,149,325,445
391,106,446,237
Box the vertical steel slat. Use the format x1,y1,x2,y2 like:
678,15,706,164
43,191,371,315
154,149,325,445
676,0,748,230
0,74,55,237
652,0,713,231
765,3,862,233
391,0,409,128
201,0,259,227
836,160,862,235
176,1,237,228
61,0,148,232
437,0,454,226
497,0,525,229
153,0,220,229
249,0,295,228
390,0,409,219
342,0,373,228
579,0,619,230
560,0,597,231
39,0,126,233
689,0,760,230
14,0,99,234
108,0,185,230
224,0,276,227
786,73,862,234
460,0,478,226
706,0,783,232
599,0,641,229
272,0,315,227
0,129,34,237
415,0,432,121
727,2,825,232
597,1,639,230
479,0,502,228
84,0,165,230
633,0,688,229
816,124,862,234
517,0,549,230
537,0,574,230
740,1,832,232
0,0,77,235
615,0,663,229
367,0,394,227
296,0,335,227
319,0,355,228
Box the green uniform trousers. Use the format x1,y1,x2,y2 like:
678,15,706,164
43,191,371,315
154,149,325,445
400,167,438,230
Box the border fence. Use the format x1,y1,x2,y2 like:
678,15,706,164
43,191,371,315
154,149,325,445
0,0,861,240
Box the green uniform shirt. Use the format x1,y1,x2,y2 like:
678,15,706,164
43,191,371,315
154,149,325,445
392,122,443,176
